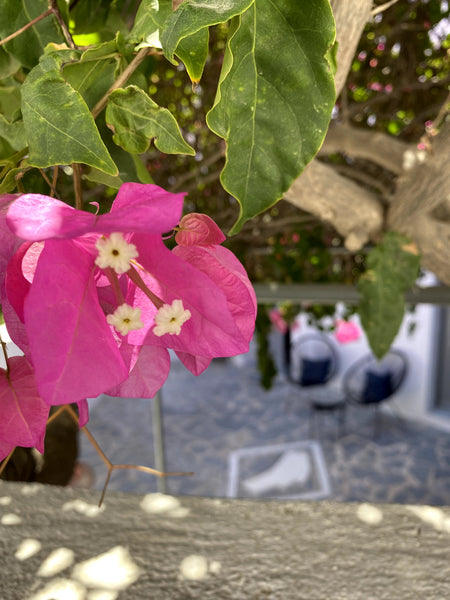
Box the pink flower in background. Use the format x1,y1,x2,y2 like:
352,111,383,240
334,320,361,344
1,184,257,413
269,308,288,334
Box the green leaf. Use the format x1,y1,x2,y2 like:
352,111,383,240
0,0,65,68
0,85,21,119
357,233,421,359
0,165,31,194
326,40,339,78
0,46,20,78
21,52,117,175
62,38,123,109
0,115,26,151
129,0,172,49
83,167,124,189
97,113,152,184
129,0,209,81
161,0,254,63
207,0,336,234
175,27,209,83
105,85,195,155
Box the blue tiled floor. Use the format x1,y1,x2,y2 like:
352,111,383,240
79,342,450,505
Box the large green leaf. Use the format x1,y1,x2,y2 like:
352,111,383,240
21,52,117,175
358,233,421,360
105,85,195,155
62,40,120,110
207,0,335,233
161,0,254,63
0,0,65,68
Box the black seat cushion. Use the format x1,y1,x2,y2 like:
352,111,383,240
300,357,331,386
362,370,393,403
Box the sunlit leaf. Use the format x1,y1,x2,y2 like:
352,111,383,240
129,0,210,81
207,0,336,233
129,0,172,49
105,85,195,155
358,233,421,359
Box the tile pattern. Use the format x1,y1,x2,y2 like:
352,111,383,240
79,343,450,505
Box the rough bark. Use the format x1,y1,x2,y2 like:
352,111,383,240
320,123,410,176
330,0,374,97
284,0,450,284
388,122,450,283
285,0,384,252
284,161,383,251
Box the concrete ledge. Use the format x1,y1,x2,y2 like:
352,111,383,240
0,481,449,599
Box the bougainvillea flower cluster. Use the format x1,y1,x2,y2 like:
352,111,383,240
0,184,257,460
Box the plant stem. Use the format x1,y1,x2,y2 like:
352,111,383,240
105,267,126,305
0,8,52,46
51,165,59,197
72,163,83,209
49,0,76,49
0,448,15,478
128,264,164,309
91,47,151,119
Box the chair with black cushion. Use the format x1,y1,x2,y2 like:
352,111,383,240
343,349,408,437
288,333,344,437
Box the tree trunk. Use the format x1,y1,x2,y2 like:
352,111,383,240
284,0,450,284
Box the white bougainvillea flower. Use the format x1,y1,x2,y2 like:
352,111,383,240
153,299,191,336
95,232,138,274
107,303,144,336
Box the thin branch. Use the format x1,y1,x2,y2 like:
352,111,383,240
98,469,113,507
50,0,76,49
371,0,401,17
334,164,393,197
0,448,15,478
429,91,450,132
0,8,52,46
72,163,83,210
51,165,59,198
91,47,151,119
169,148,225,191
39,169,53,190
46,405,68,425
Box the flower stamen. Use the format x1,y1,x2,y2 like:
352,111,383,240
95,232,138,274
106,303,144,336
153,299,191,337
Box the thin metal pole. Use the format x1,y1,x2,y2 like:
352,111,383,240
152,391,167,494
